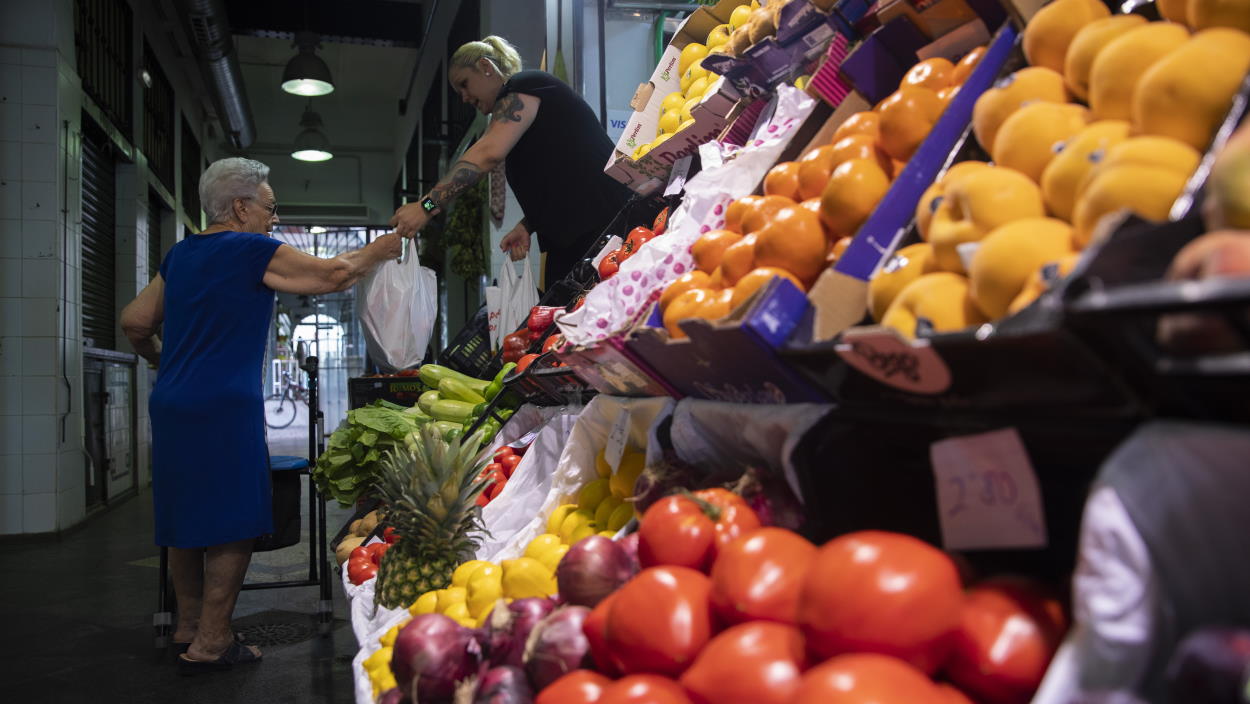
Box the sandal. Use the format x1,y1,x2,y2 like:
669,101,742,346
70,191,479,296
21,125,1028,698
173,632,246,655
177,639,262,675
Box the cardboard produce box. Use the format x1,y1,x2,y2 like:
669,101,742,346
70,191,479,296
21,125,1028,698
703,0,847,99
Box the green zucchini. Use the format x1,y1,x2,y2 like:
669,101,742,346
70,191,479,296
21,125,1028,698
433,421,463,442
428,398,477,423
419,365,490,394
438,377,486,404
418,390,442,416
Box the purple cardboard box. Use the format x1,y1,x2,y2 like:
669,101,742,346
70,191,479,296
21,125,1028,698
558,337,679,398
837,17,929,104
702,0,845,99
628,278,830,404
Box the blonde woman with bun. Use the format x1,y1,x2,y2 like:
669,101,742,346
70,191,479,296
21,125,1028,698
390,35,630,288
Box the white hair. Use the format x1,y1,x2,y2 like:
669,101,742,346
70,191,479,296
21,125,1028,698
199,157,271,224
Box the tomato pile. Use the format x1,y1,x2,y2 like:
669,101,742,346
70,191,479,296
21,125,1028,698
477,444,527,507
534,492,1066,704
347,532,399,586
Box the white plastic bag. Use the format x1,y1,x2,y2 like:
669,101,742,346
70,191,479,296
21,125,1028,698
357,248,437,372
493,253,540,347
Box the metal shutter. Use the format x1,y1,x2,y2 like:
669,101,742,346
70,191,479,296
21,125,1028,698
81,117,117,350
147,190,162,282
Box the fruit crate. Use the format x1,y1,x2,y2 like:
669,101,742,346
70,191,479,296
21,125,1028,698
347,376,430,410
504,352,597,407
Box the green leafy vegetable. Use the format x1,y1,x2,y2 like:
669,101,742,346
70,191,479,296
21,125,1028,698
311,400,432,506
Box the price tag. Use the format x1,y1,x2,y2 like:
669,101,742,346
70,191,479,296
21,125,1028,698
930,428,1047,551
604,408,632,471
664,155,693,197
835,328,952,394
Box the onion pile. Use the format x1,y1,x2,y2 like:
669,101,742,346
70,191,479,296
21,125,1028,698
392,613,482,703
486,597,557,668
524,606,594,690
555,536,638,608
468,665,533,704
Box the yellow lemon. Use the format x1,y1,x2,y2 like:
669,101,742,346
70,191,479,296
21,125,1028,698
444,602,472,622
452,560,488,588
525,533,564,559
364,646,392,673
594,495,624,527
410,590,438,615
595,449,613,478
658,110,681,136
568,523,598,545
559,509,597,543
536,543,568,573
794,75,811,91
680,97,701,124
633,142,654,161
679,42,709,76
608,502,635,531
436,586,467,614
547,504,579,535
731,4,753,29
610,451,646,498
707,23,731,50
661,90,687,115
467,568,503,619
679,118,696,132
598,531,618,538
379,620,408,648
578,478,612,512
501,557,556,599
685,76,711,102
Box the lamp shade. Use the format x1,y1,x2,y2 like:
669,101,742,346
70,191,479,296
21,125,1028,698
291,108,333,162
281,34,334,96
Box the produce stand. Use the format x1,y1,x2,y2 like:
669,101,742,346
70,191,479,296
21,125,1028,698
318,1,1250,701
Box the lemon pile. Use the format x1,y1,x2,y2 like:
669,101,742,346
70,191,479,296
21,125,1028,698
542,448,644,543
405,555,558,629
364,625,402,698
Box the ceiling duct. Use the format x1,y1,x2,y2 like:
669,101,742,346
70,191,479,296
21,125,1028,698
181,0,257,149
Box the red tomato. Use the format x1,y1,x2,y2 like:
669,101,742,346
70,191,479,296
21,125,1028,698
599,675,692,704
476,493,490,507
584,591,623,676
516,353,540,373
606,566,715,676
500,454,522,478
382,526,400,544
481,462,504,480
710,527,816,625
797,530,962,674
625,226,656,254
638,488,761,572
653,207,670,236
365,541,389,565
936,683,977,704
679,621,808,704
536,670,611,704
944,578,1068,704
347,557,377,585
349,545,370,563
598,251,621,280
542,334,565,354
486,477,506,500
791,653,941,704
493,448,515,463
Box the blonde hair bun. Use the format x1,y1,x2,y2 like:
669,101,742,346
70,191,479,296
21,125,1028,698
452,35,522,77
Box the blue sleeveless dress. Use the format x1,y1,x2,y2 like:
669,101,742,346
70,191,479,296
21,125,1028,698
150,231,283,548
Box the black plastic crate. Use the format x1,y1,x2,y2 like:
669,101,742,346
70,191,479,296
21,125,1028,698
347,376,429,410
439,303,497,379
505,352,596,407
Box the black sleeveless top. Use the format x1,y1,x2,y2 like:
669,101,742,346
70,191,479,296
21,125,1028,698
498,71,631,249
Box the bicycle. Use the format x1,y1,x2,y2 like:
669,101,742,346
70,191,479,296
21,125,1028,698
265,369,309,429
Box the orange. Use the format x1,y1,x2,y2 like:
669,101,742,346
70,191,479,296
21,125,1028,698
720,233,758,286
724,195,763,234
691,229,744,273
1190,0,1250,33
1156,0,1188,21
663,287,712,338
971,67,1069,156
950,45,987,85
1133,28,1250,151
1088,22,1190,122
890,160,907,179
692,288,734,324
877,86,944,161
991,102,1091,183
936,85,960,111
740,195,796,235
797,145,838,201
1062,15,1147,102
763,161,803,200
829,133,892,175
798,197,834,243
659,271,712,313
828,236,851,264
708,266,726,289
731,267,806,310
1021,0,1110,73
902,57,955,91
819,158,891,239
754,205,829,285
832,111,880,143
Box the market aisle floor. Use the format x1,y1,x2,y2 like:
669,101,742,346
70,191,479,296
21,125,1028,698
0,433,360,704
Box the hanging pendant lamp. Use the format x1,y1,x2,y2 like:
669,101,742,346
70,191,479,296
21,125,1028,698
291,104,333,162
281,31,335,97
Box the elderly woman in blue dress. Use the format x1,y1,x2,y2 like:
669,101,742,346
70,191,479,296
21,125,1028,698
121,158,402,672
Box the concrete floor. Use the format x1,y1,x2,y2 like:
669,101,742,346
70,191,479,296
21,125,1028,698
0,423,362,704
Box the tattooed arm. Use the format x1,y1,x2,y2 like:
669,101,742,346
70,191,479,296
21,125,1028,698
390,92,540,238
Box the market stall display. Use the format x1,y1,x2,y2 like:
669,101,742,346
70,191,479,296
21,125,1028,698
318,0,1250,702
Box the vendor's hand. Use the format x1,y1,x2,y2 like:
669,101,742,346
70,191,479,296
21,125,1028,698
390,202,430,240
500,221,531,261
372,232,404,260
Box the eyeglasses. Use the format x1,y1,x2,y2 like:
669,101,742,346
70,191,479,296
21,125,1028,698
243,196,278,217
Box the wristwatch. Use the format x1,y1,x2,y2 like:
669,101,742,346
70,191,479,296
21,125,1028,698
420,196,438,214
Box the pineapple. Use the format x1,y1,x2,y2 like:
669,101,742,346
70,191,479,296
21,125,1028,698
372,424,492,609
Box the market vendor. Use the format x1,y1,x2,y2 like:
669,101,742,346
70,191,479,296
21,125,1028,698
120,157,401,673
389,35,631,288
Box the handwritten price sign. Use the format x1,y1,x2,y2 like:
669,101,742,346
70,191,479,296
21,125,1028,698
930,428,1047,551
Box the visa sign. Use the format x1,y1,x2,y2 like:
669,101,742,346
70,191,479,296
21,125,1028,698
608,109,634,145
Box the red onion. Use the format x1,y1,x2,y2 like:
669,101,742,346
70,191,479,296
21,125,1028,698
486,597,557,668
555,536,637,608
392,613,482,703
378,688,409,704
524,606,594,690
470,665,534,704
617,533,640,567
